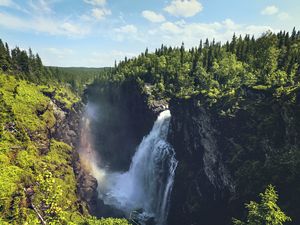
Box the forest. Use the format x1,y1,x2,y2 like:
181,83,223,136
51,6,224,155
1,28,300,224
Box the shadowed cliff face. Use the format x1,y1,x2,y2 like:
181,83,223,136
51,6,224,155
167,98,234,225
84,81,156,172
167,90,300,225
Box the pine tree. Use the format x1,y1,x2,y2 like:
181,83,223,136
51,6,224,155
0,39,9,71
230,33,237,53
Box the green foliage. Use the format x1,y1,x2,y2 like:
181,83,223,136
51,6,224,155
0,166,24,215
0,73,130,224
53,86,80,109
233,185,291,225
0,38,131,223
47,67,110,94
99,29,300,117
85,217,131,225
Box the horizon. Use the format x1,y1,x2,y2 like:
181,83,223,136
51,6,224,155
0,0,299,67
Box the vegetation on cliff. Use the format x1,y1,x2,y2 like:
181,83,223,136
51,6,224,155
233,185,291,225
0,40,129,224
0,73,129,224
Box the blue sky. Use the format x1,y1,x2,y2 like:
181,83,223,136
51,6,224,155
0,0,299,67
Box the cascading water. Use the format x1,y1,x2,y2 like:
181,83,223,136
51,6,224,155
99,110,177,225
80,104,177,225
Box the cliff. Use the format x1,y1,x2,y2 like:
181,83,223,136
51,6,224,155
167,98,234,225
0,73,130,224
167,87,300,225
84,79,158,172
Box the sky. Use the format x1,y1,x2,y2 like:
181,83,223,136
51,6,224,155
0,0,299,67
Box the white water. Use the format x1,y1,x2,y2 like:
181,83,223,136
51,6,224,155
99,110,177,224
80,105,177,225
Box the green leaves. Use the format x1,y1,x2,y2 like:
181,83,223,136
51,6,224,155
233,185,291,225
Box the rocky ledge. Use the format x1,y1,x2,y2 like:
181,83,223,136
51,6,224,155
50,98,99,215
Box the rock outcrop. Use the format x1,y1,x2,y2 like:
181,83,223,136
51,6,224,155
50,98,99,215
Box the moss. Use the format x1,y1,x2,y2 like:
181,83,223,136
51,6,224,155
0,153,10,165
0,218,10,225
15,147,39,169
85,217,131,225
0,73,130,224
252,85,270,90
0,75,47,132
0,166,24,214
41,108,56,129
54,86,80,110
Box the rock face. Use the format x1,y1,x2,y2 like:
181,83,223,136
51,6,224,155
51,99,99,215
167,98,234,225
84,80,157,171
74,159,99,215
52,101,82,147
167,89,300,225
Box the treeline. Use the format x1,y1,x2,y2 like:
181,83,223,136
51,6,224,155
0,39,52,82
48,66,112,93
107,28,300,113
0,39,107,92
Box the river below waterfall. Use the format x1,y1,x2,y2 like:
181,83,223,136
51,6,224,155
79,103,177,225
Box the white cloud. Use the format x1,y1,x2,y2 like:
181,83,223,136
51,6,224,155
0,0,27,12
261,5,279,15
83,0,106,6
278,12,290,21
82,0,111,21
152,19,275,48
0,12,90,37
0,0,13,7
29,0,52,14
164,0,203,17
92,7,111,20
260,5,291,21
160,22,181,33
115,24,137,34
61,22,87,36
112,24,144,42
223,18,240,30
142,10,165,23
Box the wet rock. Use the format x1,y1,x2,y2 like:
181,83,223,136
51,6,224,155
148,99,169,114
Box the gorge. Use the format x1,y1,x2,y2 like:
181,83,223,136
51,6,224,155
1,28,300,225
78,84,177,225
76,76,300,225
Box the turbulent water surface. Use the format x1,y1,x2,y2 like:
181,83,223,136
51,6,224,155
80,103,177,225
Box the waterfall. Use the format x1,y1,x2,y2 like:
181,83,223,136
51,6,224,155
97,110,178,225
